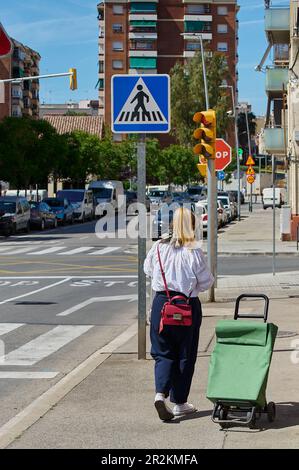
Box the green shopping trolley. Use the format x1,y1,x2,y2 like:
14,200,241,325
207,294,278,429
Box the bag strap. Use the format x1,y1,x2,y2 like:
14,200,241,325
157,244,171,301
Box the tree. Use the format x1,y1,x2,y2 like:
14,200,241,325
170,52,230,146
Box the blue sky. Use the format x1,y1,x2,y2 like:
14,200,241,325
0,0,291,115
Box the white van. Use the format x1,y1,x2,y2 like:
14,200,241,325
262,188,286,209
88,180,124,215
56,189,94,222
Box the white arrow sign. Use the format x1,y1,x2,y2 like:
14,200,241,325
57,294,141,317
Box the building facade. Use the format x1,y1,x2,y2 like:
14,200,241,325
0,37,41,120
97,0,239,132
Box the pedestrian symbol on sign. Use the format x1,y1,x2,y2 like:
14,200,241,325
115,77,167,126
112,74,170,133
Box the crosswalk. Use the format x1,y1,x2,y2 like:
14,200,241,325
0,323,95,376
0,246,123,257
118,109,164,123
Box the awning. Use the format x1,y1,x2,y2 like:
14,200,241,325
130,57,157,69
184,21,209,33
130,20,156,27
130,2,157,13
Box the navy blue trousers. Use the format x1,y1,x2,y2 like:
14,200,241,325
150,292,202,404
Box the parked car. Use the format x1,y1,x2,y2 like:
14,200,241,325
148,189,172,209
187,185,207,203
0,196,30,237
262,188,286,209
152,202,196,240
197,200,223,231
30,201,58,230
217,199,228,227
218,192,238,221
57,190,94,223
88,180,125,216
43,198,74,225
228,190,245,205
171,192,192,204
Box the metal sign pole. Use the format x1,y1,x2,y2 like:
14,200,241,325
272,154,276,276
200,35,216,303
137,136,147,359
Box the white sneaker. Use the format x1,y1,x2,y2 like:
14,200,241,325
173,403,197,416
154,396,174,422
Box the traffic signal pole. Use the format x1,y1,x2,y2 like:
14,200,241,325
199,36,217,302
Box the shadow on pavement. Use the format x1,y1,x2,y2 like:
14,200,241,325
165,409,213,425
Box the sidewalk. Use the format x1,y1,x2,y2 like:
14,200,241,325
2,205,299,449
6,296,299,449
202,204,299,256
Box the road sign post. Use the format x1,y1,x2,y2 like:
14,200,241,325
246,156,255,212
112,74,171,359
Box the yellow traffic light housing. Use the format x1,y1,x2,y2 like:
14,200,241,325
193,110,216,161
69,68,78,91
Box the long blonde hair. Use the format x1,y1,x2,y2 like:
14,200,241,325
170,207,196,248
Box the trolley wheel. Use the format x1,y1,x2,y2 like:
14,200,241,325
267,402,276,423
219,407,229,429
248,411,256,429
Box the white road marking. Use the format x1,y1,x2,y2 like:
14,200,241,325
0,324,24,336
29,247,65,255
0,275,138,280
0,247,35,255
57,294,139,317
88,247,121,255
0,277,72,306
0,372,58,380
0,322,137,449
58,247,94,256
3,325,93,366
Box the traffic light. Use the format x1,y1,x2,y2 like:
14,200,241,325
69,68,78,91
193,110,216,161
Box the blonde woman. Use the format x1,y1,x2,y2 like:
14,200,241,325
144,207,214,421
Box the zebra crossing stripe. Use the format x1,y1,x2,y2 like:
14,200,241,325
0,247,35,255
3,325,93,366
58,247,94,256
29,247,65,255
88,247,121,255
0,324,24,336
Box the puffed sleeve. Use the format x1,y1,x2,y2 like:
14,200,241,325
144,241,158,278
191,248,214,292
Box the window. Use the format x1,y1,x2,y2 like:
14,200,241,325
113,60,123,70
113,41,123,51
113,5,123,15
186,42,201,51
99,61,104,73
186,4,210,15
130,40,155,50
217,24,228,34
185,21,211,33
113,23,123,33
130,2,157,13
98,79,104,90
217,42,228,52
217,6,228,15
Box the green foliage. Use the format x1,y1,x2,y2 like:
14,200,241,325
170,52,230,146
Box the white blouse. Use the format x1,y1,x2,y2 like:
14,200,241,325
144,241,214,297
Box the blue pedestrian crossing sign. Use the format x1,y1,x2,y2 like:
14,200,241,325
217,171,226,181
112,74,170,134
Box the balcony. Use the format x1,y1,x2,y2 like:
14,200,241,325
129,2,157,14
129,57,157,69
265,68,289,96
265,8,290,44
263,127,287,155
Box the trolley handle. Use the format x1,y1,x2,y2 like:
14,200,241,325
234,294,269,323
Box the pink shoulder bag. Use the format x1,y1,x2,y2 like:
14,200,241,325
157,244,192,334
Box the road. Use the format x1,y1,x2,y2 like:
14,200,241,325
0,214,297,429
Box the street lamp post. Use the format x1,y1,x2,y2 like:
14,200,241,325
219,84,241,221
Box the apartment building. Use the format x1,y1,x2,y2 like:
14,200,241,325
97,0,239,131
0,37,41,120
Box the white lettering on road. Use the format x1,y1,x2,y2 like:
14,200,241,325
0,278,72,305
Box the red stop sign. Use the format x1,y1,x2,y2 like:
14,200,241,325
0,23,12,58
215,138,232,171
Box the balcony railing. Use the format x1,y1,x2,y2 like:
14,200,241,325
263,127,287,154
265,67,289,94
265,8,290,43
